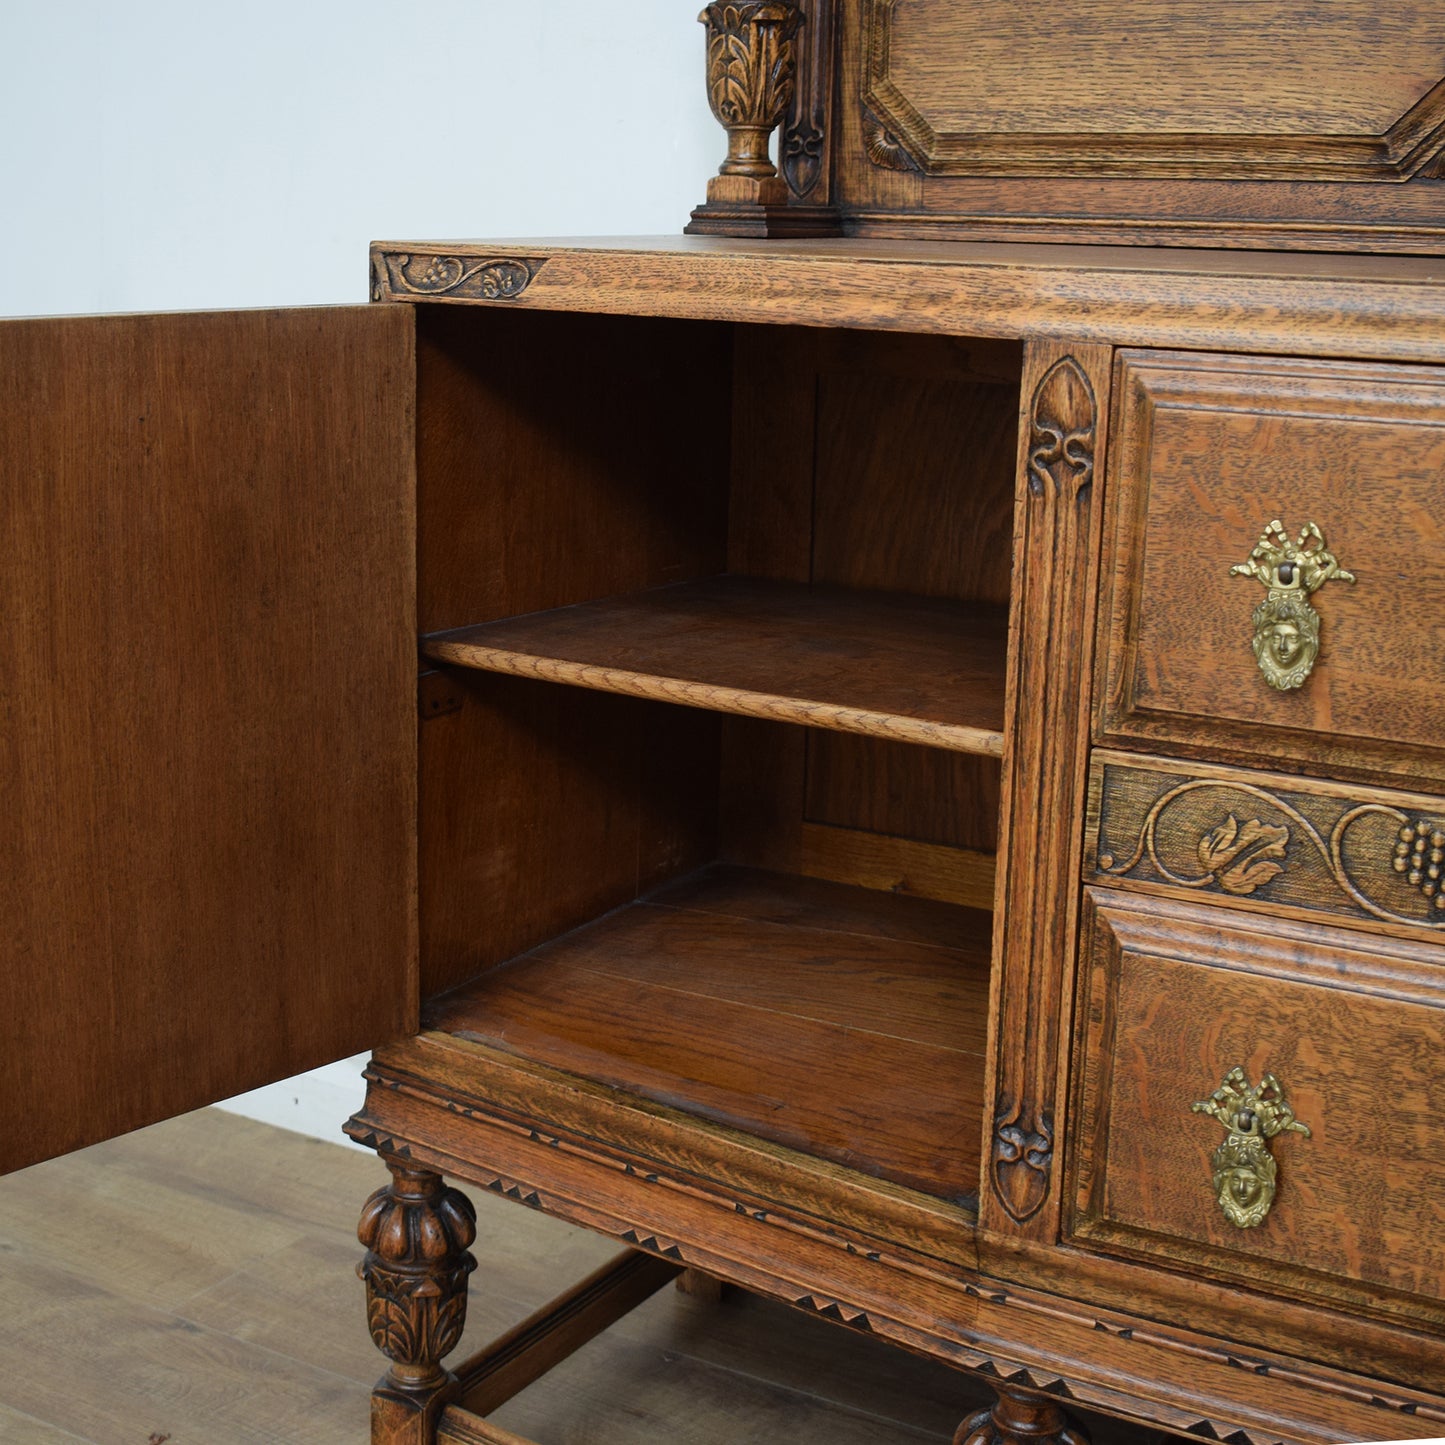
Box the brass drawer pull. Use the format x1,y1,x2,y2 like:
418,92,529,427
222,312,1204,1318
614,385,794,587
1229,520,1354,691
1191,1067,1311,1228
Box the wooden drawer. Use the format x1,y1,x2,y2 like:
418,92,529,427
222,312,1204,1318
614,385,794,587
1096,351,1445,788
1067,890,1445,1328
1085,751,1445,936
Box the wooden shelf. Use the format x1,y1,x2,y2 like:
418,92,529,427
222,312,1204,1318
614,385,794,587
423,577,1008,756
423,866,992,1204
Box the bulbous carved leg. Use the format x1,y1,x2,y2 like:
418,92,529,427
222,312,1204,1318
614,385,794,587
955,1383,1090,1445
358,1160,477,1445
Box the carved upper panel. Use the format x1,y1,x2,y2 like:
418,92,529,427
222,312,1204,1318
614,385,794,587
861,0,1445,180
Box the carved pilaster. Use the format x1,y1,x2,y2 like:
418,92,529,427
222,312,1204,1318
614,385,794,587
956,1383,1091,1445
781,0,836,201
982,344,1112,1241
687,1,841,236
359,1161,477,1444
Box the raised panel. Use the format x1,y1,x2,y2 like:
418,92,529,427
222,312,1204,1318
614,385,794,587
1096,350,1445,788
1069,890,1445,1327
0,307,417,1172
862,0,1445,180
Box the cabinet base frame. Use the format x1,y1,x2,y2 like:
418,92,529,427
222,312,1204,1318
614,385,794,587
350,1037,1445,1445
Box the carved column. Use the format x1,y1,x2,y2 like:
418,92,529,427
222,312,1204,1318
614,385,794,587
956,1383,1091,1445
980,343,1114,1243
687,1,841,237
358,1160,478,1444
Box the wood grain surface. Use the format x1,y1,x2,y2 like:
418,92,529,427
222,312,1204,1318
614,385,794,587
356,1032,1445,1443
371,238,1445,362
413,305,730,997
423,865,992,1203
0,307,417,1174
1,1109,1057,1445
980,341,1113,1241
866,0,1445,178
424,578,1007,756
1069,889,1445,1327
1097,350,1445,788
1087,752,1445,938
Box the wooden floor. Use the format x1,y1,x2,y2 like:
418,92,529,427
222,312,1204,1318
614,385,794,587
0,1108,1176,1445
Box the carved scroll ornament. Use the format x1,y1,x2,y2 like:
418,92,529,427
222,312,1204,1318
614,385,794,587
374,253,542,302
1027,358,1096,498
1097,771,1445,929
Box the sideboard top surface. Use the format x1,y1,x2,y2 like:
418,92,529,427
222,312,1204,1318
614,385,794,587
370,237,1445,363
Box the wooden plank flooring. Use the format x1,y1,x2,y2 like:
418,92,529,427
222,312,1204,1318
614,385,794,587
0,1109,1176,1445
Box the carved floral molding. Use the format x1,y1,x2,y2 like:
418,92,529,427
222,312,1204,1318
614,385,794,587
372,253,545,302
1094,763,1445,930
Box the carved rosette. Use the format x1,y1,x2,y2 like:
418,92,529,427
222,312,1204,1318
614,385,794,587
991,1097,1054,1224
357,1164,477,1392
700,2,803,180
863,108,920,172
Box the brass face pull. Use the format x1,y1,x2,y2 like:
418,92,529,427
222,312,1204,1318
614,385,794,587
1191,1067,1311,1229
1229,520,1354,691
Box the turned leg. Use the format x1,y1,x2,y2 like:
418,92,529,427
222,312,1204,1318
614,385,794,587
955,1382,1090,1445
675,1267,731,1303
358,1159,478,1445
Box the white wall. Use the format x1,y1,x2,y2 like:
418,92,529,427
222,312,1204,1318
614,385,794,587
0,1,717,317
2,0,718,1144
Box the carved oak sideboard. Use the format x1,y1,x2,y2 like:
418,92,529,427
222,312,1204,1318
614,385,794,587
5,4,1445,1445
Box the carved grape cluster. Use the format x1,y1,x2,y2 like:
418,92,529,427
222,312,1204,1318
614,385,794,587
1394,820,1445,911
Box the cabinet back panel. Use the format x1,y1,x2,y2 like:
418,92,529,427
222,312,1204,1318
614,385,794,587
0,307,417,1172
419,675,719,999
419,318,1016,992
415,307,732,633
725,326,1017,881
416,308,730,996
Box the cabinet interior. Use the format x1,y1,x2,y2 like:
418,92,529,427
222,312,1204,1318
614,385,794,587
413,306,1022,1208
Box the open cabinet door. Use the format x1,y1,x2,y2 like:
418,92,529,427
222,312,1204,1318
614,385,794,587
0,305,418,1173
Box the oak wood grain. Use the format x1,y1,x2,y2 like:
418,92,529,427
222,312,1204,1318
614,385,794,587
1096,350,1445,788
798,824,996,910
0,307,417,1174
980,342,1112,1241
424,578,1007,757
371,238,1445,363
355,1038,1445,1444
414,306,729,998
865,0,1445,179
1069,889,1445,1327
1086,751,1445,939
422,866,991,1203
455,1251,682,1415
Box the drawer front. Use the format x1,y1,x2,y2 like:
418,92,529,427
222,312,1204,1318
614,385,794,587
1086,751,1445,935
1067,890,1445,1326
1096,350,1445,787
